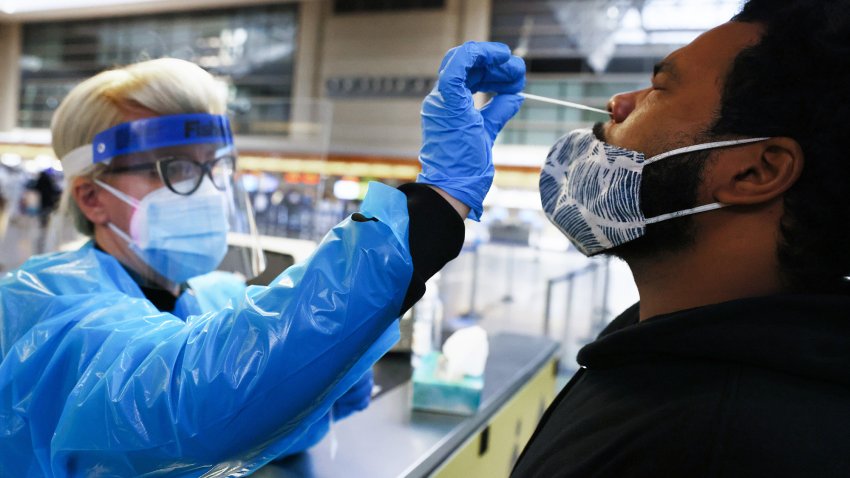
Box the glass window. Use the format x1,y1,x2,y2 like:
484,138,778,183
18,4,298,136
500,77,646,146
491,0,739,74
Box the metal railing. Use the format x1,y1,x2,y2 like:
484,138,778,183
542,256,612,362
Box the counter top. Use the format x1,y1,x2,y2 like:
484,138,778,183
255,333,558,478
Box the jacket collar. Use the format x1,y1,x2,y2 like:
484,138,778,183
578,294,850,384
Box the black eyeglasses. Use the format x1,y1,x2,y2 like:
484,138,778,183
102,154,236,196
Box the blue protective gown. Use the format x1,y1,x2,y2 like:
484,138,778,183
184,273,374,458
0,182,411,477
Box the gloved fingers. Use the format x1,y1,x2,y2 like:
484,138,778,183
480,93,525,141
332,368,374,419
469,56,527,95
351,368,374,399
437,42,513,109
437,41,512,79
437,44,460,74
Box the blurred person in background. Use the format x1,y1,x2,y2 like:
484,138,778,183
0,169,8,241
0,164,23,235
0,42,524,477
513,0,850,476
32,167,62,252
0,163,27,270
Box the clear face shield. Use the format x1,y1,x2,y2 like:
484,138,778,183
60,114,265,287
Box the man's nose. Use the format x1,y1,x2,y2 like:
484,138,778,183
607,90,638,124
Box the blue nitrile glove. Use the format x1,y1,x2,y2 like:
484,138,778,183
417,41,526,221
332,368,374,421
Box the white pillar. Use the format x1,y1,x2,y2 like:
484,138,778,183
458,0,492,42
453,0,494,108
292,0,325,101
0,22,21,132
290,0,331,153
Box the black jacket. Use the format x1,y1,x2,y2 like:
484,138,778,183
512,294,850,477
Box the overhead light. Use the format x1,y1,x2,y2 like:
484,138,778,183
641,0,741,30
333,179,360,201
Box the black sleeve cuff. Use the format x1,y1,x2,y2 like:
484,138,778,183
397,183,465,314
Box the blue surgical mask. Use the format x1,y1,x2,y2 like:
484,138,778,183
540,128,768,256
95,178,230,284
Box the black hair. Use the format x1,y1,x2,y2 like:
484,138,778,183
712,0,850,293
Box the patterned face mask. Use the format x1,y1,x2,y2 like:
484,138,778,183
539,128,768,256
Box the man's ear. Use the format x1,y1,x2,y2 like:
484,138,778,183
72,177,109,225
712,137,804,205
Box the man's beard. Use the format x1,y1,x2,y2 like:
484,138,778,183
591,122,709,261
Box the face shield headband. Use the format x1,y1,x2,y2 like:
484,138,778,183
61,113,234,177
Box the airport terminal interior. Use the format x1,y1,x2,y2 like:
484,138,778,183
0,1,749,476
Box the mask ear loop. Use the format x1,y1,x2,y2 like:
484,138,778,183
645,202,727,224
93,179,141,209
643,137,770,165
92,178,144,250
642,137,771,224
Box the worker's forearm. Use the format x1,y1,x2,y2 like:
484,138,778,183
424,185,471,219
397,183,465,314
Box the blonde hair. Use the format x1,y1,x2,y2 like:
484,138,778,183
52,58,228,235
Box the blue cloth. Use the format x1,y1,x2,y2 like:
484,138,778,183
417,41,525,221
0,182,410,477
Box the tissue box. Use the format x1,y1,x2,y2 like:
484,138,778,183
411,351,484,415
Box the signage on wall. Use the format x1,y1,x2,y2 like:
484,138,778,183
333,0,446,14
325,76,437,99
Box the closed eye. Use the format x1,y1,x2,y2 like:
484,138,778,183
651,59,679,90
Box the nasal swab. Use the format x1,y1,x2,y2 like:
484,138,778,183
519,92,611,116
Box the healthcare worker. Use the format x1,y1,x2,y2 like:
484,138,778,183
0,43,525,477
